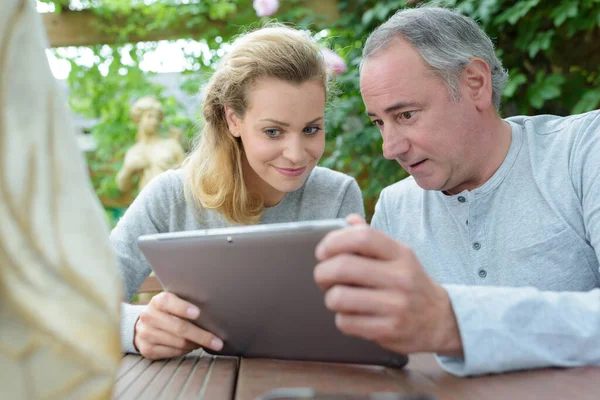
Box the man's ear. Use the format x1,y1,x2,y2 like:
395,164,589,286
224,105,242,138
463,58,493,111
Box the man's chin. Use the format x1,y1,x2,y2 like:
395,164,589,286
413,177,444,192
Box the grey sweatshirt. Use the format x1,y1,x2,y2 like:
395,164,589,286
110,166,365,353
372,110,600,376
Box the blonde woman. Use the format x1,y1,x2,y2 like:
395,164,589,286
111,25,365,360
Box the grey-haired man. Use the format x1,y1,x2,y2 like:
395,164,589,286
315,6,600,376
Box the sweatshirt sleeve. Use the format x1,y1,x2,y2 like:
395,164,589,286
109,170,180,353
437,285,600,376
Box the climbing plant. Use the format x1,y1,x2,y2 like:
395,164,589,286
42,0,600,221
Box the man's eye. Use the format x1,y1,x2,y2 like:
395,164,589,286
265,129,280,138
303,126,321,135
371,120,383,127
399,111,415,120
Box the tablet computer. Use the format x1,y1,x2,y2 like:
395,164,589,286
137,219,408,368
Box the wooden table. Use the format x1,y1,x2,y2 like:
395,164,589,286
113,352,600,400
113,352,237,399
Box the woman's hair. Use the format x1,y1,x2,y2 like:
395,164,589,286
130,96,164,124
362,6,508,111
183,24,328,225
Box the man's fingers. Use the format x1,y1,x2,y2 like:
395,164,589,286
314,255,405,290
141,308,223,352
315,224,403,262
152,292,200,320
345,213,367,226
334,314,397,346
324,285,403,315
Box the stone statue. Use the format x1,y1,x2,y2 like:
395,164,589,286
1,1,122,398
116,96,186,193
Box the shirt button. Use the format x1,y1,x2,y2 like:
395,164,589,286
458,196,466,203
478,269,487,278
472,242,481,250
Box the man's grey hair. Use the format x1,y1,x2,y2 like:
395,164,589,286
362,6,508,111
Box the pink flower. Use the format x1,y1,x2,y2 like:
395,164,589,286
322,48,347,76
253,0,279,17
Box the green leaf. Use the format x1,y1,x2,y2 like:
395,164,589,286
572,90,600,114
503,73,527,98
528,30,554,58
550,1,579,27
495,0,540,25
526,72,566,109
362,8,376,26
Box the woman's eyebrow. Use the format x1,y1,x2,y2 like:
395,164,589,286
259,116,324,126
260,118,290,126
305,117,323,125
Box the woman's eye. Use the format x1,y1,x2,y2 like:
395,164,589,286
264,129,280,138
304,126,321,135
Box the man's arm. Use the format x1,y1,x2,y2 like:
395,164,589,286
437,285,600,376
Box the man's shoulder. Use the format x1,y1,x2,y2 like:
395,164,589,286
505,110,600,138
380,175,422,201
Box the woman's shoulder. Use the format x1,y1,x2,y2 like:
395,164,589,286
305,166,356,188
138,169,186,204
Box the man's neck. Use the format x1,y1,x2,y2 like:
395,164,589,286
445,116,513,195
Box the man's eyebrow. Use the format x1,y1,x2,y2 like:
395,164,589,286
366,102,423,117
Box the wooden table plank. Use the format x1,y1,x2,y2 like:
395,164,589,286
116,358,173,399
113,357,154,398
136,357,185,400
236,353,600,400
235,358,418,400
112,354,237,400
115,354,145,379
198,357,239,399
395,354,600,400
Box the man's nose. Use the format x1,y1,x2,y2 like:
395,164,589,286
381,127,409,160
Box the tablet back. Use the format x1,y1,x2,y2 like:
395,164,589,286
138,219,408,368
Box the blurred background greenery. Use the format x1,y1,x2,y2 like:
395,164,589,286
40,0,600,224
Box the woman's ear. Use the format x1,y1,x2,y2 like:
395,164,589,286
224,105,242,138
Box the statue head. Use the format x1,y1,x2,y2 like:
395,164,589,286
130,96,164,139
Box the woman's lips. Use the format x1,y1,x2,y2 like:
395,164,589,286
275,166,307,177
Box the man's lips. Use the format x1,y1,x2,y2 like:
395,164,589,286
400,159,428,172
410,159,427,168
